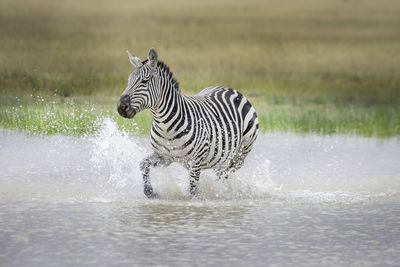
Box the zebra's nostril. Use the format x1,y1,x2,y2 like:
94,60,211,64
117,102,125,116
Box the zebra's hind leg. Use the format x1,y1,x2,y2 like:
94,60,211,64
139,153,170,198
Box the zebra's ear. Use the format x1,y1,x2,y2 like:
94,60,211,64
127,50,143,68
148,48,158,69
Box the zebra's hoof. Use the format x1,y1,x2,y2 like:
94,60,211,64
144,186,159,199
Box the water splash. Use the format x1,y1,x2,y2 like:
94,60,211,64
90,118,146,188
88,118,149,201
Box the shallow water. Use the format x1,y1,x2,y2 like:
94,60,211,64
1,120,400,266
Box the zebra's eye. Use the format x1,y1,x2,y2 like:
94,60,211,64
141,78,149,84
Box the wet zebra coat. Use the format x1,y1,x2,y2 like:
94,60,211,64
118,48,258,197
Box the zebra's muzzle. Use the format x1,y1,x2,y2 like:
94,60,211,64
117,101,136,119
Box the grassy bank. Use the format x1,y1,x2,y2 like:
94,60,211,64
0,0,399,137
1,96,398,137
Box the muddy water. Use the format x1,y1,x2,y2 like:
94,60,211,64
1,120,400,266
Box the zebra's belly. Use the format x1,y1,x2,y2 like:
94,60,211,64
151,135,197,165
151,133,240,171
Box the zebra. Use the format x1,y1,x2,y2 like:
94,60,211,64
117,48,258,198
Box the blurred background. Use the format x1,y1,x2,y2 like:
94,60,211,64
1,0,399,136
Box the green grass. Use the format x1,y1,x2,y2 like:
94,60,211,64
0,0,399,137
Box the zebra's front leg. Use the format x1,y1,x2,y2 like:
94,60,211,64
189,166,201,197
139,153,169,198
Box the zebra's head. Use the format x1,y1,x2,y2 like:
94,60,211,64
117,48,160,119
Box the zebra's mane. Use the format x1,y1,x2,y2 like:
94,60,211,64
142,59,180,91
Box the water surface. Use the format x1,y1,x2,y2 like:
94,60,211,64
1,121,400,266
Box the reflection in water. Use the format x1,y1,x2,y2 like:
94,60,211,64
1,123,400,266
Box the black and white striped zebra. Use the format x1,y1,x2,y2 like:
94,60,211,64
118,48,258,198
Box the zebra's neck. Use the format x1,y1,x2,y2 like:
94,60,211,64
150,63,187,135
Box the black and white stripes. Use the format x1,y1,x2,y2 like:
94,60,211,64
118,48,258,198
